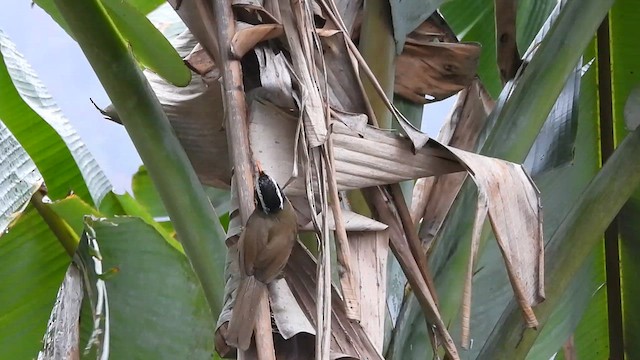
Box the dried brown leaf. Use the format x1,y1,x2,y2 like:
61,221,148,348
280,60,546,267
494,0,522,83
253,46,296,109
414,80,494,246
144,67,231,188
248,100,465,195
300,209,388,232
349,230,389,351
325,0,363,35
232,0,280,24
405,17,458,44
184,43,218,78
461,190,488,348
232,23,283,58
279,0,328,147
395,42,481,104
316,30,369,114
285,243,384,360
287,195,386,231
316,1,431,150
364,187,459,359
330,122,461,188
445,147,544,329
268,279,316,339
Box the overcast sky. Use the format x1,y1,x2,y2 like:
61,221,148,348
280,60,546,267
1,3,450,193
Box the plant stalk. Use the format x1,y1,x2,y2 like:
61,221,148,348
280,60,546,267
358,0,395,129
53,0,226,317
31,188,79,257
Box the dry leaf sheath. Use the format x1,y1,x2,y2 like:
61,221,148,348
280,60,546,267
226,167,298,351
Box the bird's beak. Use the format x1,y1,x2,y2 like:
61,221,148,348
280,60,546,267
255,160,265,175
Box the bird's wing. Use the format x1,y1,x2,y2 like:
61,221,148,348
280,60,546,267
254,212,298,283
238,212,269,277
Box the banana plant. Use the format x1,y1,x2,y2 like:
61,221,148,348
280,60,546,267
2,0,640,359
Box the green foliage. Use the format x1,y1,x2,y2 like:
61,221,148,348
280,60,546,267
100,0,191,86
0,208,70,359
34,0,190,87
389,0,444,52
0,30,110,205
84,216,216,359
0,24,226,358
441,0,555,98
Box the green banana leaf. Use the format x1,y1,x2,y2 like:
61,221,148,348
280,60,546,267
81,216,216,359
440,0,556,97
0,30,110,206
0,120,41,232
389,0,444,52
392,1,611,358
34,0,190,87
0,207,70,359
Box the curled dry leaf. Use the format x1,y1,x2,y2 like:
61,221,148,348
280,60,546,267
248,100,465,195
391,15,481,105
364,186,459,359
316,30,369,114
290,194,387,231
414,80,494,245
143,68,231,188
232,0,280,25
279,0,328,147
231,22,283,58
395,41,481,104
405,15,459,44
184,43,218,79
411,81,543,347
445,146,545,344
252,45,296,109
316,2,431,150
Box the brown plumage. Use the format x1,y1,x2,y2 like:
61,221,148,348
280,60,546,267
226,169,298,351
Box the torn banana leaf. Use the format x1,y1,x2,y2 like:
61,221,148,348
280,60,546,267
232,22,283,59
412,80,494,240
0,122,42,233
249,92,543,345
248,100,464,195
396,39,481,104
79,216,216,359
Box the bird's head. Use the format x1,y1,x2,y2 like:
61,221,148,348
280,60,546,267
254,162,285,214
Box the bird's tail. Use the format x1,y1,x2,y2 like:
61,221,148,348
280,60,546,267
226,276,267,351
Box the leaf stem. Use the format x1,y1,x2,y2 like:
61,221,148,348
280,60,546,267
53,0,226,317
31,189,79,257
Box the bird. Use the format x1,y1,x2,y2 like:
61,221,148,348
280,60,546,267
226,162,298,351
